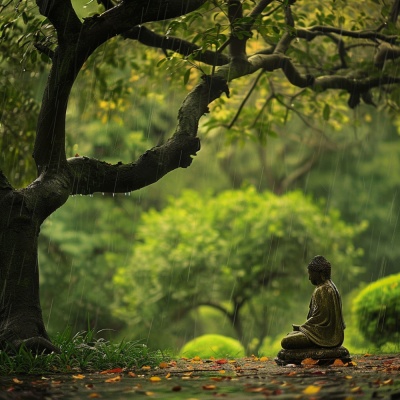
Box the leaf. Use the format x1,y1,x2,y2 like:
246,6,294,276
159,362,169,369
149,376,161,382
303,385,321,395
259,356,269,362
323,103,331,121
100,368,123,374
141,366,151,371
72,374,85,380
202,384,217,390
12,378,23,384
183,68,191,85
105,376,121,383
215,359,227,365
332,359,345,367
88,394,101,398
301,358,318,365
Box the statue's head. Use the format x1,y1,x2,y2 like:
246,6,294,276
307,255,331,285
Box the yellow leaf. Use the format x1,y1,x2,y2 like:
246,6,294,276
149,376,161,382
303,385,321,395
218,370,225,374
73,374,85,380
192,356,201,361
159,362,169,369
350,386,362,393
259,356,269,362
145,391,154,396
105,376,121,383
12,378,23,384
384,379,394,385
141,366,151,371
165,373,171,379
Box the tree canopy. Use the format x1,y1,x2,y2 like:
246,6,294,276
114,187,364,353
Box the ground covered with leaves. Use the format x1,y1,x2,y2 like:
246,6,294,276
1,354,400,399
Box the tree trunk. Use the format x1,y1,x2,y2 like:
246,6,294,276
0,181,68,352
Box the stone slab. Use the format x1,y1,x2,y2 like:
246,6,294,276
275,346,351,366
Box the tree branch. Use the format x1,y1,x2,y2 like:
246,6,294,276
0,170,13,192
68,75,229,195
123,26,229,66
35,0,82,37
84,0,207,45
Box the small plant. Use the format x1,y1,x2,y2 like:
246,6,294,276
0,329,166,375
180,334,245,359
353,274,400,348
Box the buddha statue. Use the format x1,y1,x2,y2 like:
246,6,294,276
275,256,351,365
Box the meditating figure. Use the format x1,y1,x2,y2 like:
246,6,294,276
281,255,345,350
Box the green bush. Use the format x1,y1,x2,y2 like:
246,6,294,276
353,273,400,347
180,334,245,358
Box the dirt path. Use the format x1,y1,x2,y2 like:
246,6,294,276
1,354,400,399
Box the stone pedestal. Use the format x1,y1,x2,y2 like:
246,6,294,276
275,346,351,366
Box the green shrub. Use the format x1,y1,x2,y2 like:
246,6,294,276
353,273,400,347
180,334,245,358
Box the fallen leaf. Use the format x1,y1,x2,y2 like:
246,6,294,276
145,391,154,396
141,366,151,371
192,356,201,361
73,374,85,380
303,385,321,395
301,358,319,366
149,376,161,382
332,359,345,367
128,372,136,377
165,373,171,379
218,370,225,374
215,359,227,365
259,356,269,362
350,386,362,393
203,385,217,390
159,362,169,369
88,394,101,398
345,375,353,380
12,378,23,384
100,368,123,374
364,353,372,357
105,376,121,383
383,379,394,385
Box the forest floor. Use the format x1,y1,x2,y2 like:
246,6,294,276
1,354,400,399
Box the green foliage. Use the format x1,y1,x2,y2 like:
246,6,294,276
180,334,245,359
353,273,400,348
0,329,163,374
114,187,364,351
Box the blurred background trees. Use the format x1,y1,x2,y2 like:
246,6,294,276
1,0,400,353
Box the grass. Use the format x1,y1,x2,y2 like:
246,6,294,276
0,329,167,375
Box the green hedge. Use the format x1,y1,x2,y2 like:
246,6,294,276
353,273,400,347
180,334,245,358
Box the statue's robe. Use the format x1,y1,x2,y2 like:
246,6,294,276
299,279,345,347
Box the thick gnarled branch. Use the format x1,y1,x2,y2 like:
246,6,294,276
68,75,229,195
